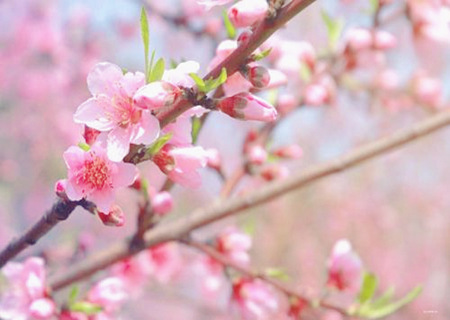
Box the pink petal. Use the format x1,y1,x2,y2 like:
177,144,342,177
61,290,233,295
29,298,55,319
120,71,145,97
63,146,84,172
113,162,137,188
74,97,116,131
65,179,84,201
87,62,123,97
89,189,115,212
107,127,133,162
131,111,160,145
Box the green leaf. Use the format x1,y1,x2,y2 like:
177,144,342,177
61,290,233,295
140,7,150,78
189,73,207,92
358,286,422,319
264,268,290,281
321,10,344,49
204,67,227,92
146,133,173,156
146,50,156,83
358,272,378,304
78,142,90,152
369,0,379,14
191,117,202,144
222,9,236,39
149,58,165,82
70,301,102,315
68,286,79,306
252,47,272,61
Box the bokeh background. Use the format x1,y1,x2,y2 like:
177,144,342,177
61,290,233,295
0,0,449,319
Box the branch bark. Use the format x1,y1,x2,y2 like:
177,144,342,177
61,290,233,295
49,109,450,291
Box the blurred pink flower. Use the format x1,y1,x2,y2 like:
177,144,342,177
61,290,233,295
217,227,252,265
197,0,233,10
63,144,137,211
151,191,174,216
217,92,277,122
74,62,160,161
0,257,55,320
327,239,363,293
87,277,127,314
228,0,269,28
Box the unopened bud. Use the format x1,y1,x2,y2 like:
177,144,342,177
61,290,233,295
246,66,270,88
228,0,269,28
217,92,277,122
373,30,397,50
237,30,253,46
246,145,267,165
83,126,101,145
260,165,289,181
54,179,67,199
152,191,173,216
98,204,125,227
133,81,182,111
273,145,303,159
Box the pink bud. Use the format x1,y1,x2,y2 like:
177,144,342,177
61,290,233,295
83,125,101,145
246,145,267,165
247,66,270,88
237,30,253,46
152,191,173,216
345,28,372,51
327,239,363,292
375,69,399,91
276,93,298,115
260,165,289,181
98,204,125,227
133,81,182,111
217,92,277,122
411,72,443,108
273,145,303,159
373,30,397,50
54,179,67,198
304,83,329,106
228,0,269,28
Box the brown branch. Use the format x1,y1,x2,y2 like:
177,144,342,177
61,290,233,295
184,239,348,315
49,109,450,291
0,199,94,268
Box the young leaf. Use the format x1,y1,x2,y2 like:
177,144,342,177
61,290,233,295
264,268,290,281
140,7,150,78
299,61,312,82
321,10,344,49
222,9,236,39
371,286,395,309
369,0,379,14
147,50,156,83
149,58,165,82
68,286,80,306
358,272,378,304
205,67,227,92
146,133,173,156
252,47,272,61
70,301,103,315
191,117,202,144
189,73,207,92
78,142,90,152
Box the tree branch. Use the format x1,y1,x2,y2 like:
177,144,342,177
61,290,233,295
49,109,450,291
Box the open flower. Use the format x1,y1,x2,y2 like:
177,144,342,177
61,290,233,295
63,144,137,211
74,62,160,162
0,257,55,320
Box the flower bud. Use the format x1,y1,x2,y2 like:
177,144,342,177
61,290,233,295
247,66,270,88
83,125,101,145
98,204,125,227
228,0,269,28
54,179,67,199
276,94,298,116
217,92,277,122
246,145,267,165
260,165,289,181
373,30,397,50
152,191,173,216
303,83,330,106
237,30,253,46
133,81,182,111
273,145,303,159
345,28,372,51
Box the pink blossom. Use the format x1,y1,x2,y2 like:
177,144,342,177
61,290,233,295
205,148,221,170
303,83,330,106
276,94,298,115
411,72,443,108
217,227,252,265
97,204,125,227
0,257,55,320
327,239,363,293
247,66,270,88
63,144,137,212
74,62,160,161
260,164,289,181
373,30,397,50
146,243,182,283
246,145,268,165
228,0,269,28
344,28,373,52
197,0,233,10
151,191,173,216
217,92,277,122
223,72,253,97
133,81,183,111
232,278,279,319
163,60,200,88
153,144,208,188
87,277,127,313
273,145,303,159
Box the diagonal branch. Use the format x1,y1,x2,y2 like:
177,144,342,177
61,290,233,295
49,109,450,291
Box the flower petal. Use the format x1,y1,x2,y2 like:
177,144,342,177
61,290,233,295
107,127,133,162
74,97,115,131
87,62,123,97
113,162,137,188
132,112,160,145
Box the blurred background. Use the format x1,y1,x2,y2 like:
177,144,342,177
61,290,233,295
0,0,449,319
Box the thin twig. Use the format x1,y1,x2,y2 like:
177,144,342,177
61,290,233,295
48,109,450,291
